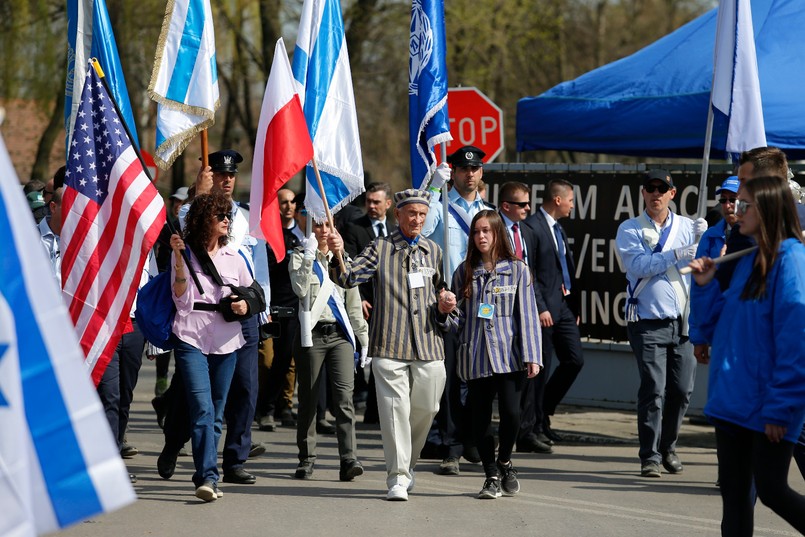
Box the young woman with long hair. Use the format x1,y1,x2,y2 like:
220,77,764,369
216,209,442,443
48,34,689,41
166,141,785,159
448,210,542,499
689,176,805,535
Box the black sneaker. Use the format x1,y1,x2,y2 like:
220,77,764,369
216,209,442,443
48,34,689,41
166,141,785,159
496,461,520,496
258,414,276,432
437,456,460,476
294,460,314,479
248,443,266,459
339,459,364,481
478,477,502,499
120,442,138,459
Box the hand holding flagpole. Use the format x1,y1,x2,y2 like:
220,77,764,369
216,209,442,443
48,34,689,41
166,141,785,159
312,157,347,273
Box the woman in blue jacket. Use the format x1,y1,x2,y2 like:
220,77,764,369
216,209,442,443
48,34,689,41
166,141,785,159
449,210,542,500
689,176,805,535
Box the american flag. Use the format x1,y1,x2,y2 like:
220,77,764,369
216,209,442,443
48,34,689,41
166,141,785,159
61,64,166,385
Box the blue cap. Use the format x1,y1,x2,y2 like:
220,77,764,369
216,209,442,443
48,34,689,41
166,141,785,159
716,176,740,195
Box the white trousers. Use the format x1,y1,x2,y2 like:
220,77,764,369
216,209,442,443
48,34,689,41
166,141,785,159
372,357,446,489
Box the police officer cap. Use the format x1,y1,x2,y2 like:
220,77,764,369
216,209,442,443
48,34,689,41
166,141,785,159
203,149,243,173
448,146,485,167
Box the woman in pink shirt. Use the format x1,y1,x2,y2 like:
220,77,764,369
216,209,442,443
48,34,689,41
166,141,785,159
169,192,253,502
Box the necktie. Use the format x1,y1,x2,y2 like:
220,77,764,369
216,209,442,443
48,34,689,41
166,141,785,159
554,223,572,292
512,223,524,260
376,223,386,237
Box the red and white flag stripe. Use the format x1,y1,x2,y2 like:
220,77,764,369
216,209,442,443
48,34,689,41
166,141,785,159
250,37,314,262
61,146,164,384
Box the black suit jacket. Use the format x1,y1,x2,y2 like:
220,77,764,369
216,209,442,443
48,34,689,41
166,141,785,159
341,214,384,304
522,208,579,318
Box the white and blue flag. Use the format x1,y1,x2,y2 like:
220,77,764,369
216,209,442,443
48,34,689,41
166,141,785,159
66,0,139,150
409,0,452,189
0,132,135,536
148,0,220,169
292,0,364,222
712,0,766,155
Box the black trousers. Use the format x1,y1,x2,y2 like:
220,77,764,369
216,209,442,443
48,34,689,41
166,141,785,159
118,321,146,444
222,316,259,470
434,331,470,458
519,299,583,439
97,320,146,447
257,314,299,418
715,421,805,536
468,371,526,478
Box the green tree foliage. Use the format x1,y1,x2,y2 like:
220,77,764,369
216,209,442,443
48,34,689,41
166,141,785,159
1,0,712,184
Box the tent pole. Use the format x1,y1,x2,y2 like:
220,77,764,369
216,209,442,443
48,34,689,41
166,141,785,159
697,102,716,219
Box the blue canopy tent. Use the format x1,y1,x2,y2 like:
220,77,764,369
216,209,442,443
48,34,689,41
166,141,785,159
516,0,805,159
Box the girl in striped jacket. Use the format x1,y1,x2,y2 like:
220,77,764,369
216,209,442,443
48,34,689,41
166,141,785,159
449,210,542,500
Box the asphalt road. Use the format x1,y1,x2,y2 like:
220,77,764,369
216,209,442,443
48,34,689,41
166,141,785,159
55,364,804,537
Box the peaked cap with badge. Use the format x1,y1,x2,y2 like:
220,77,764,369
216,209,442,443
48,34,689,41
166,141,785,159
447,145,486,168
202,149,244,173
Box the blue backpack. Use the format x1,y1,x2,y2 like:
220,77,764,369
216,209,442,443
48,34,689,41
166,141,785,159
135,270,176,350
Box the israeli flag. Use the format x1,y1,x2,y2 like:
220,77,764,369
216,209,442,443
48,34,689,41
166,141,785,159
66,0,139,150
292,0,364,222
0,132,134,535
148,0,220,169
712,0,766,155
409,0,452,189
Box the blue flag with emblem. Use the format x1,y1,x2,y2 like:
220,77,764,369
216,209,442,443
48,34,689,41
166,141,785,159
66,0,139,151
408,0,452,189
0,131,135,536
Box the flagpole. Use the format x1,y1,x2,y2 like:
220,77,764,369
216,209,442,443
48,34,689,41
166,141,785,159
311,157,347,272
201,130,209,167
90,57,204,294
439,143,450,280
697,99,716,219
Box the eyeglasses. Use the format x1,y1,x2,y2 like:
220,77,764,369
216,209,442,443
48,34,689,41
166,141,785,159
299,208,308,217
644,184,671,194
215,213,231,222
503,200,531,208
736,200,753,216
718,197,738,205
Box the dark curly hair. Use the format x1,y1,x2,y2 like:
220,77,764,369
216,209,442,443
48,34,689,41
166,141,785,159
184,192,232,253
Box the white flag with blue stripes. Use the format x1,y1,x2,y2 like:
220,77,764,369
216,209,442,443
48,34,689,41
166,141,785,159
292,0,365,222
712,0,766,155
0,132,135,536
148,0,220,169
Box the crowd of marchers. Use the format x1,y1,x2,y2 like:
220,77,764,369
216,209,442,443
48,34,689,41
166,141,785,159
23,145,805,535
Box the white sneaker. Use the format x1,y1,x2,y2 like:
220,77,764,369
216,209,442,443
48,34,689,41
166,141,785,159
407,471,416,492
195,482,217,502
386,484,409,501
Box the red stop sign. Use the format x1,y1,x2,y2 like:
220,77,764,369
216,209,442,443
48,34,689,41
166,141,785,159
445,87,504,163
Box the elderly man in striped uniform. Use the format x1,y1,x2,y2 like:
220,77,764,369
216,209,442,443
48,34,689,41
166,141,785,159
327,188,457,501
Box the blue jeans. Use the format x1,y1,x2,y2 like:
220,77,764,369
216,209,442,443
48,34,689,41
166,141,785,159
174,339,238,486
627,318,696,464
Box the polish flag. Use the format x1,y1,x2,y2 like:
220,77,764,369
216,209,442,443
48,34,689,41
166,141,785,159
250,38,314,262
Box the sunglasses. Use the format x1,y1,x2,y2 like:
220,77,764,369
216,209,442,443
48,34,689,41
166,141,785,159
718,197,738,205
215,213,231,222
644,184,671,194
504,200,531,208
736,200,753,216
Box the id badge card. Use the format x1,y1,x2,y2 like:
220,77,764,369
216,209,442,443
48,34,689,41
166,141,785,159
477,303,495,319
408,272,425,289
